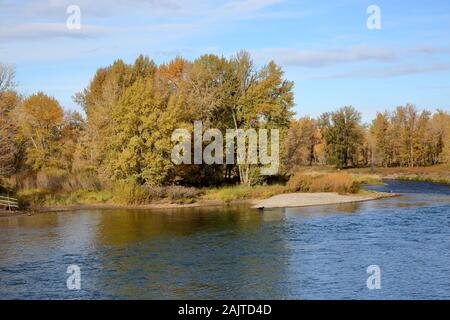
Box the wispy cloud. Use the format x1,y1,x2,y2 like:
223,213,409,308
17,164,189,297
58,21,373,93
0,0,288,42
220,0,285,15
254,46,398,67
0,0,181,19
320,63,450,79
0,23,111,40
254,45,450,68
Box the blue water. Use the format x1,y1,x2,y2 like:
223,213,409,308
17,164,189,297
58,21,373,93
0,180,449,299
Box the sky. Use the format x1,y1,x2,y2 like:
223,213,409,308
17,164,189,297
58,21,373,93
1,0,450,123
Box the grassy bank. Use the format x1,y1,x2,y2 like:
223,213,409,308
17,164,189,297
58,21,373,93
14,172,368,209
346,164,450,185
10,164,449,210
289,164,450,185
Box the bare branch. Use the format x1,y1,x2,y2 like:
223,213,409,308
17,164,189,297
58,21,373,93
0,63,16,92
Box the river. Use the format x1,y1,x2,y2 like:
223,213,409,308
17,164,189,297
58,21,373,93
0,180,449,299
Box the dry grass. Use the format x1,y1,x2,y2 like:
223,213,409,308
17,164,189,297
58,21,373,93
288,164,450,185
345,164,450,184
202,184,287,202
286,172,360,194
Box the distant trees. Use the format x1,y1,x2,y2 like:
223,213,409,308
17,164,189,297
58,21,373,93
431,110,450,164
369,105,450,167
370,112,391,167
285,105,450,170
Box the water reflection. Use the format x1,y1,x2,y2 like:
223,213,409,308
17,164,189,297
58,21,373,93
1,181,449,299
0,205,291,299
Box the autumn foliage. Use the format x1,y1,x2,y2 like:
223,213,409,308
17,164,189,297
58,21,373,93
1,55,450,202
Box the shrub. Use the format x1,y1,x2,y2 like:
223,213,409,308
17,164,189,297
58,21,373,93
16,188,50,207
286,173,314,192
310,173,360,194
203,185,254,202
112,182,202,205
287,172,360,194
112,180,150,205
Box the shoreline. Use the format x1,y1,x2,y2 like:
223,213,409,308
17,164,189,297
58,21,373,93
252,191,399,209
0,199,253,218
0,191,399,218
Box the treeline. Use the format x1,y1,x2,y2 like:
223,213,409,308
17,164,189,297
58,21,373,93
1,54,450,194
284,106,450,172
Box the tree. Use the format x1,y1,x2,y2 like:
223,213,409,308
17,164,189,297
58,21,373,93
228,52,294,184
284,117,321,172
74,57,157,184
429,110,450,165
60,111,86,171
108,79,177,186
370,112,391,167
318,106,364,168
0,63,15,93
0,91,21,177
390,104,427,167
19,92,64,170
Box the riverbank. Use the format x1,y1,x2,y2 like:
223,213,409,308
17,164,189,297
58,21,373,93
0,199,254,218
0,190,398,218
349,165,450,185
291,164,450,185
3,166,448,218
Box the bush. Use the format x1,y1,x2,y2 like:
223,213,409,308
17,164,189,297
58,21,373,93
310,173,359,194
17,188,50,207
112,182,202,205
203,185,254,202
286,173,314,192
287,172,360,194
112,180,151,205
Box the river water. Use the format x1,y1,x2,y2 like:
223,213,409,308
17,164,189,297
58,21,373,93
0,180,449,299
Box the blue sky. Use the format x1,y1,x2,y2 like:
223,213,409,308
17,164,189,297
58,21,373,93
1,0,449,122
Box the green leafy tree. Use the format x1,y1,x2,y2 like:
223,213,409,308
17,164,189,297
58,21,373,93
319,106,364,168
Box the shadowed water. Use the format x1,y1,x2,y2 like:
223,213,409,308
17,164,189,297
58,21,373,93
0,180,449,299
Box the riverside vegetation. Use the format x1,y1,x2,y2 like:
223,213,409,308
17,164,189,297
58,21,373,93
1,53,449,209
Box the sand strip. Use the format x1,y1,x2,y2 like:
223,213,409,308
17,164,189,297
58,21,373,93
252,192,397,209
